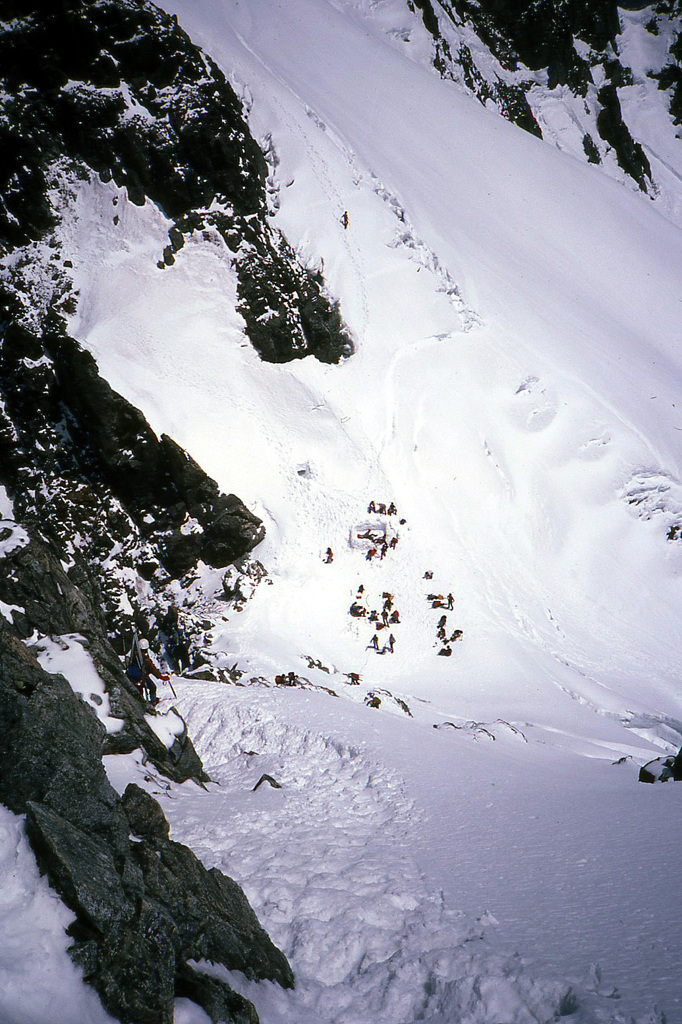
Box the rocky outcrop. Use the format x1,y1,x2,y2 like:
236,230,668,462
0,298,264,643
409,0,669,193
657,4,682,124
0,0,353,363
410,0,542,136
0,620,293,1024
47,328,266,576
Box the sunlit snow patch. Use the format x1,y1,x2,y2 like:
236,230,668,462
145,705,186,749
0,485,30,561
31,634,125,734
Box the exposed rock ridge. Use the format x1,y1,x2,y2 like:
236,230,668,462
0,619,294,1024
0,0,353,363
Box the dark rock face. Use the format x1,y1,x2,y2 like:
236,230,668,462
455,0,621,88
132,838,293,988
0,623,293,1024
655,1,682,124
411,0,542,136
0,0,353,363
0,624,127,847
48,328,266,575
0,529,208,785
596,81,652,189
122,783,171,843
175,964,259,1024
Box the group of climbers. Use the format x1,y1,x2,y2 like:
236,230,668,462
425,582,463,656
367,500,398,516
275,672,300,687
366,632,395,654
350,584,399,655
325,498,403,564
366,536,399,561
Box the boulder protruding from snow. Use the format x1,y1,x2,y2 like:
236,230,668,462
0,621,293,1024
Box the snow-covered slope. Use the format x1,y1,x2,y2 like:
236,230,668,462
73,0,682,736
42,1,682,1017
3,0,682,1021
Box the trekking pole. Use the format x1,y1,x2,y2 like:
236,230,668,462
167,676,178,699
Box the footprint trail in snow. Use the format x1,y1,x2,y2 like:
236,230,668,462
149,685,649,1024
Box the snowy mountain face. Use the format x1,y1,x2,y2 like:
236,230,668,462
2,1,682,1023
400,0,682,217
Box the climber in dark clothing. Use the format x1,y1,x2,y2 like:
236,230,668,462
446,593,454,610
138,639,169,706
159,605,190,671
324,547,333,563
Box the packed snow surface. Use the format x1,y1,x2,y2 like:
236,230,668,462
4,0,682,1021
